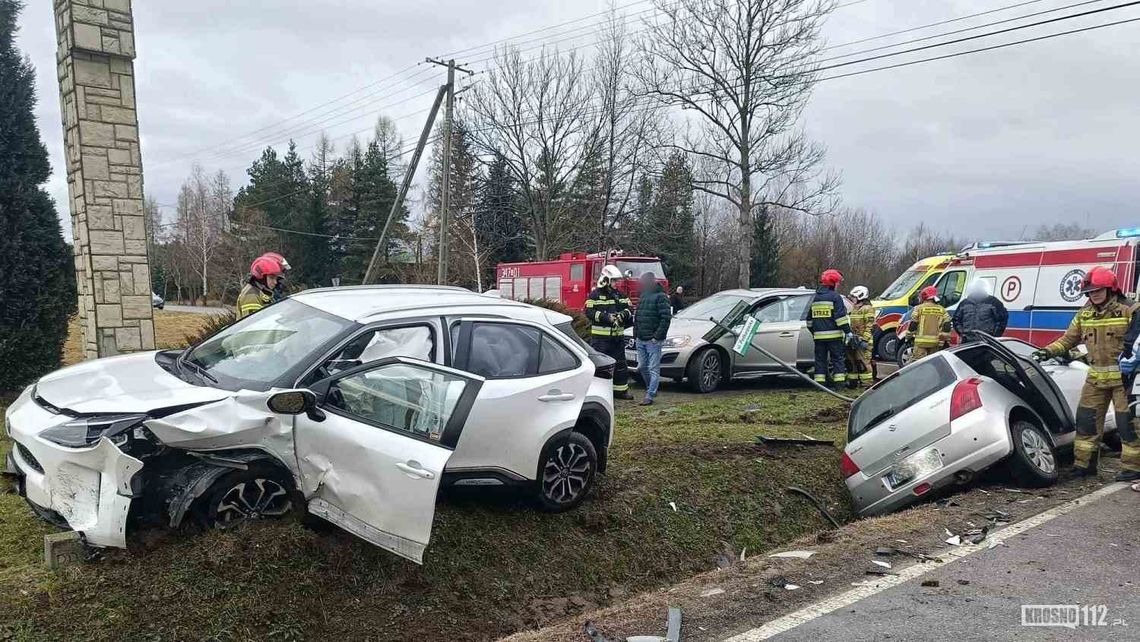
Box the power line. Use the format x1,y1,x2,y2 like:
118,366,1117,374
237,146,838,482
822,0,1052,51
819,11,1140,81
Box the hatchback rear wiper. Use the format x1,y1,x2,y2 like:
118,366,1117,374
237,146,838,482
863,406,896,430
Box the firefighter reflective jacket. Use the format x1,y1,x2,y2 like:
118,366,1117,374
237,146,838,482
585,286,631,337
809,287,851,341
850,301,875,344
236,283,272,320
910,301,951,348
1044,296,1135,388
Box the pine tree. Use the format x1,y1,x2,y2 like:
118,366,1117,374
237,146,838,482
341,141,402,283
476,153,528,288
643,153,696,287
750,206,780,288
233,142,309,283
0,0,77,388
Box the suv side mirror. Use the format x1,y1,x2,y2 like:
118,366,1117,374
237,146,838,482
267,389,325,422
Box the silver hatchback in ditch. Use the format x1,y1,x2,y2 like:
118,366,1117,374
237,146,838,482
843,334,1116,517
624,288,816,392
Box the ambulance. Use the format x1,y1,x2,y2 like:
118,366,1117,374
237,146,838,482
871,254,954,362
894,229,1140,362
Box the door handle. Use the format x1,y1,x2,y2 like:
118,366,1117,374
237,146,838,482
538,391,577,402
778,332,795,338
396,461,435,480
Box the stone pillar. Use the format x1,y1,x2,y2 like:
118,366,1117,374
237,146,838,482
54,0,155,359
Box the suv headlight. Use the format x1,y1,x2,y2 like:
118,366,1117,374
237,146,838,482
40,414,148,448
663,335,691,349
883,447,943,490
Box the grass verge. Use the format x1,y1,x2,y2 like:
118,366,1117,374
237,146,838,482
3,339,853,640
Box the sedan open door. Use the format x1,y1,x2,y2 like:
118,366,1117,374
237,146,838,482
973,333,1075,436
293,357,483,564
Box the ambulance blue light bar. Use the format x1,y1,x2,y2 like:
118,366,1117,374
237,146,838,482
1115,227,1140,239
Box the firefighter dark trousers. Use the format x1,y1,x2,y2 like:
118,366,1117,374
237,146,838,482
1074,383,1140,472
814,339,846,385
590,336,630,394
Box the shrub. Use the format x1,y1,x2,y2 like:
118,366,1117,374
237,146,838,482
522,299,591,339
0,1,77,391
180,310,237,348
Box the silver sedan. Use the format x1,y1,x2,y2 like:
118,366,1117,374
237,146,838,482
843,334,1116,517
624,288,817,393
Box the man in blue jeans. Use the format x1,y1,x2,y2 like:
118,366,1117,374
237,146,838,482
633,272,672,406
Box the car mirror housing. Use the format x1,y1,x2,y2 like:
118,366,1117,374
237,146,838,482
267,390,316,415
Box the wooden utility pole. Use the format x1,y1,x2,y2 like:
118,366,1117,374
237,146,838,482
362,84,447,285
426,58,473,285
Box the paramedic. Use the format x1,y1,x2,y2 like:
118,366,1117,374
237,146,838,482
952,279,1008,339
236,256,283,319
1034,266,1140,480
810,269,850,387
847,285,875,387
585,265,634,400
909,286,952,360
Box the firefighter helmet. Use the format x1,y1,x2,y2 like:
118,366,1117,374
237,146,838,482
1080,266,1118,294
261,252,291,272
820,269,844,288
919,285,939,302
250,256,284,281
597,264,624,288
850,285,870,302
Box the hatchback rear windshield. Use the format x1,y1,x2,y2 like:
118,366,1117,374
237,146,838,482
849,357,956,441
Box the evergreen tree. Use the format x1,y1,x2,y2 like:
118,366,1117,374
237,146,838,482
643,152,696,287
0,0,76,388
342,141,402,283
303,135,335,287
233,142,309,282
750,206,780,288
475,152,528,288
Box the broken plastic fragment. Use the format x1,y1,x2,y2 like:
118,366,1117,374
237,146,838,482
784,584,801,591
808,580,824,585
768,550,816,559
872,560,892,569
668,501,678,512
700,588,726,598
946,535,962,546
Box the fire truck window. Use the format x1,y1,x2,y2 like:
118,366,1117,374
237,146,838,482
499,280,514,300
513,278,527,301
545,277,562,302
529,277,545,300
570,264,585,282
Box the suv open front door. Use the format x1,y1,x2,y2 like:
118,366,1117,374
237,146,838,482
293,357,483,564
976,333,1076,435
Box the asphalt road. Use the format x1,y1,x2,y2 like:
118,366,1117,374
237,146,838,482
770,485,1139,641
162,304,230,316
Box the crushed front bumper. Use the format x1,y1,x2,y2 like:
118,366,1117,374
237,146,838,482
5,391,144,548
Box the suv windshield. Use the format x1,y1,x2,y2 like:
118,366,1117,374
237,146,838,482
849,357,956,440
677,294,753,321
183,299,352,390
878,270,925,300
615,260,665,279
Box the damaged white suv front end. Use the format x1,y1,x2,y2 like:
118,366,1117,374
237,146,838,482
4,287,615,563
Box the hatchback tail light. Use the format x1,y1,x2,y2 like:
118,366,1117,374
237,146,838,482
840,451,861,479
950,377,984,421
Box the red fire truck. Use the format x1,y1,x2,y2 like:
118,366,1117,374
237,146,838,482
495,252,670,312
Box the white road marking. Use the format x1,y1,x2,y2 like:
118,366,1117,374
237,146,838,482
723,482,1129,641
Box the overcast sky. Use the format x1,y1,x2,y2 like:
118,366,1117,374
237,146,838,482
15,0,1140,244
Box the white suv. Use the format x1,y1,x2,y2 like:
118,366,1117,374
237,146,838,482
3,286,615,564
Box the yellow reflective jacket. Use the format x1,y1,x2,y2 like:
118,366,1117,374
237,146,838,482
1045,296,1136,388
910,301,951,348
236,283,272,319
850,301,875,343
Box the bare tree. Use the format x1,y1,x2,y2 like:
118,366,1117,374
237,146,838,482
590,4,663,243
466,47,594,259
373,115,404,170
174,165,231,303
637,0,839,288
1033,222,1096,241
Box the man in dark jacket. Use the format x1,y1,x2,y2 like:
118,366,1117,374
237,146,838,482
634,272,672,406
952,280,1008,340
670,286,687,314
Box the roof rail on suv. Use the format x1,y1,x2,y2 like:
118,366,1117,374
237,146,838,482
301,284,472,295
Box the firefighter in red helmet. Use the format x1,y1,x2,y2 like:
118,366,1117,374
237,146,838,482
1035,266,1140,479
810,269,851,387
908,285,952,361
259,252,291,302
236,256,284,319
